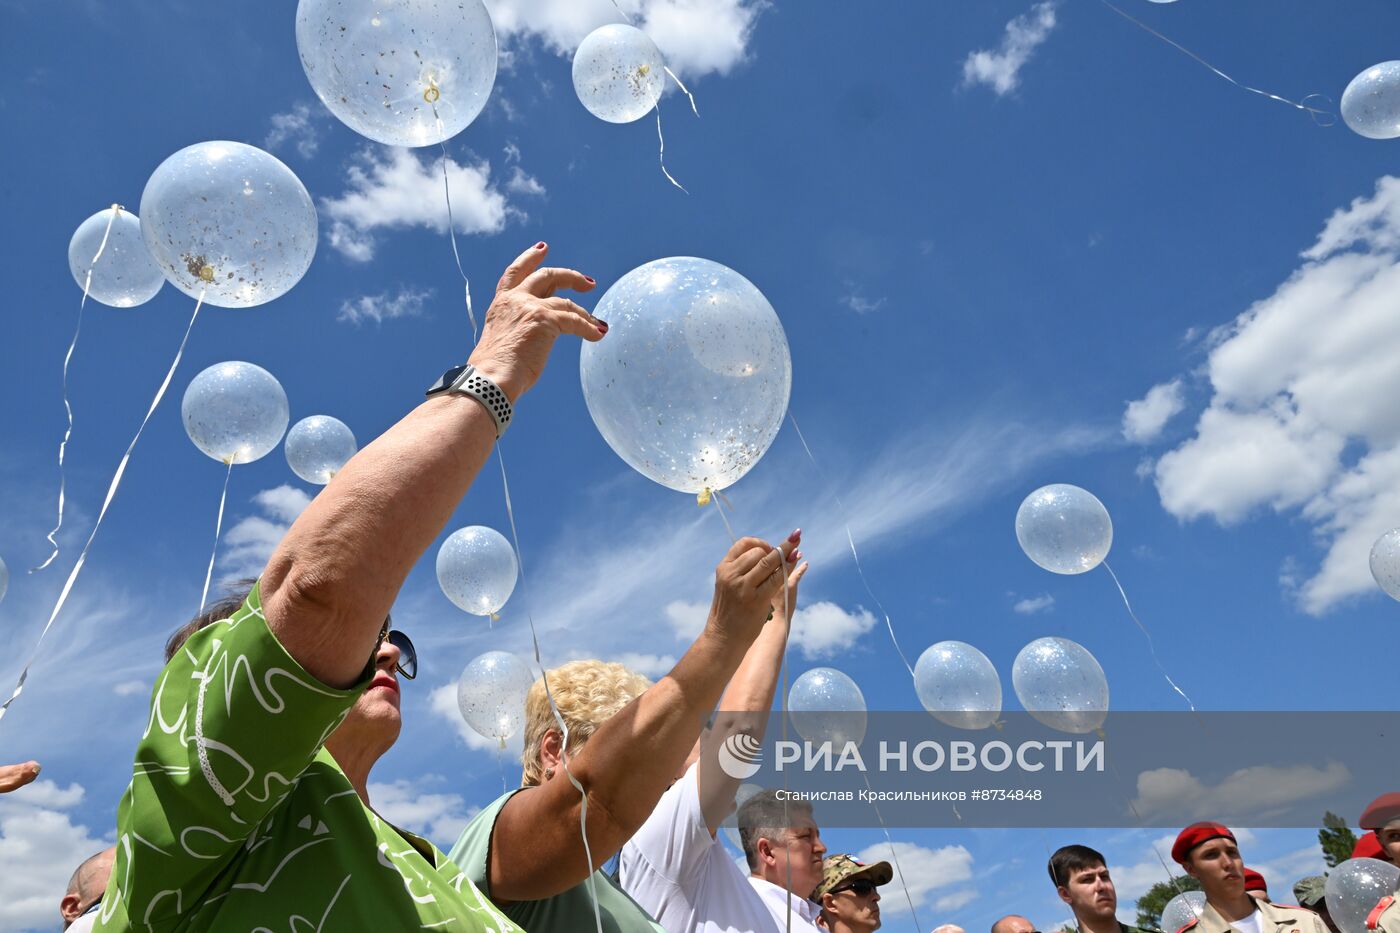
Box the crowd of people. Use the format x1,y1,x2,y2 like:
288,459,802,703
3,244,1398,933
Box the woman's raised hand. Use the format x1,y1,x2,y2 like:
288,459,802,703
467,241,606,403
706,535,798,647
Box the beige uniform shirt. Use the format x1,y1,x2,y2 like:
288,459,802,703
1367,896,1397,933
1181,899,1330,933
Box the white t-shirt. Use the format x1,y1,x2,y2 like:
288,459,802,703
1230,909,1265,933
620,764,781,933
747,876,825,932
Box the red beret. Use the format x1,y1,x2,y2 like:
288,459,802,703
1244,869,1268,893
1353,832,1384,860
1172,822,1236,864
1360,793,1400,831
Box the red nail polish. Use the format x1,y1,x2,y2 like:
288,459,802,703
597,322,609,333
535,241,547,250
584,275,596,285
788,528,801,543
788,550,799,563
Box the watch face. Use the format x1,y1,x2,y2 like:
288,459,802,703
428,364,469,395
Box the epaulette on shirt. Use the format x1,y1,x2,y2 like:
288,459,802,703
1175,920,1199,933
1368,896,1395,931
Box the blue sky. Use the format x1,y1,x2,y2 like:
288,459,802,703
1,0,1398,930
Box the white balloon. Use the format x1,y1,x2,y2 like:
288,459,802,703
580,257,791,496
1012,637,1109,734
457,651,534,746
1016,484,1113,575
572,24,665,124
296,0,497,147
437,526,518,617
1369,528,1400,602
0,556,8,605
285,415,358,485
1161,891,1207,933
182,362,290,464
141,141,317,308
68,207,164,308
788,667,867,748
1326,858,1400,933
1342,62,1400,140
914,641,1002,730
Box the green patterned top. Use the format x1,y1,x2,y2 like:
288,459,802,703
95,583,524,932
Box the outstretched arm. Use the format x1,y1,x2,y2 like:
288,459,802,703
259,242,605,689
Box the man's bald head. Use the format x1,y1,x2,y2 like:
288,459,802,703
934,925,968,933
61,846,115,927
993,916,1037,933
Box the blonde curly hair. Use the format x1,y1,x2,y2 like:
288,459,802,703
520,659,653,786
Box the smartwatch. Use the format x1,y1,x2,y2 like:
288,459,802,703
426,363,513,438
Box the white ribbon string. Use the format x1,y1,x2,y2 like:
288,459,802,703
1098,0,1334,124
35,205,123,572
494,445,604,933
431,105,480,345
1101,560,1197,712
859,769,924,933
664,66,699,117
198,460,235,614
1,290,205,724
654,105,689,194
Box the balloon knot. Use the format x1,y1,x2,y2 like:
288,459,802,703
1095,727,1106,741
991,719,1005,732
498,736,506,750
423,82,440,104
490,612,500,622
638,64,651,76
696,487,712,507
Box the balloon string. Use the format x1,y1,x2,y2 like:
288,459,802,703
654,105,688,194
663,66,699,117
787,412,916,679
0,289,205,725
711,494,737,543
1101,560,1197,712
493,445,604,933
198,460,234,614
34,205,122,573
859,769,924,933
431,104,479,345
1096,0,1335,124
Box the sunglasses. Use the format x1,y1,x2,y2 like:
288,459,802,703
833,879,879,897
371,623,418,680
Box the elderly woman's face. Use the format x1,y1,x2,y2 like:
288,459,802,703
344,636,405,743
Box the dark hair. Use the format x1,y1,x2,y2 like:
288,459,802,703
1048,844,1107,888
163,579,258,662
737,789,814,871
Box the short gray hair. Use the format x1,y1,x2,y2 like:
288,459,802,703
737,790,813,871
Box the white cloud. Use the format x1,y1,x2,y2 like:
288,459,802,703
1130,762,1351,823
482,0,765,80
264,102,326,160
664,600,710,641
789,601,876,659
0,781,110,932
841,282,886,315
1147,176,1400,612
935,888,979,911
427,682,527,757
1123,380,1186,444
221,485,313,579
366,775,479,844
1108,832,1186,904
854,841,974,915
609,652,677,678
506,166,546,197
112,679,146,697
339,286,435,326
1012,594,1055,615
961,2,1059,96
321,148,527,261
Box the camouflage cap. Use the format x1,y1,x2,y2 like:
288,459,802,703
812,854,894,900
1293,876,1327,908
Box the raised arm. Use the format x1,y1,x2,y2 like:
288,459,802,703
259,242,605,688
488,536,796,902
698,547,807,834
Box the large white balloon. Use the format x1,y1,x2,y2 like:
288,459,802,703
788,667,867,748
914,641,1002,730
1016,484,1113,575
182,362,290,464
1012,637,1109,734
68,207,164,308
1369,528,1400,602
1160,892,1207,933
1342,62,1400,140
456,651,534,747
1326,858,1400,933
580,257,791,496
437,526,518,617
572,24,666,124
285,415,358,485
141,142,317,307
296,0,497,147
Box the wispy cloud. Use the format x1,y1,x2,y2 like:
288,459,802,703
841,281,886,315
0,779,110,931
1130,763,1351,823
961,2,1059,96
366,775,480,844
1012,594,1055,615
220,485,313,580
338,286,435,326
854,840,974,915
265,102,328,160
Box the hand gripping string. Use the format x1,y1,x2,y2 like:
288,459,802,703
198,460,235,614
1097,0,1335,124
494,445,604,933
1,290,205,724
34,205,123,572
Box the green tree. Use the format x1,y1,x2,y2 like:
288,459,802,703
1319,811,1358,868
1135,875,1202,931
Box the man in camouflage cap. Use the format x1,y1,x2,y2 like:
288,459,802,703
1291,877,1339,933
812,854,893,933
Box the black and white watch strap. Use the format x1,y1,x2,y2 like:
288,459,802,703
427,364,513,438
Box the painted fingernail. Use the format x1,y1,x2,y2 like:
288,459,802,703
535,241,547,250
584,275,596,285
788,528,802,543
788,549,799,563
596,321,609,334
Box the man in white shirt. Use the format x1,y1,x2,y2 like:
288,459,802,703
619,547,809,933
739,790,828,932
